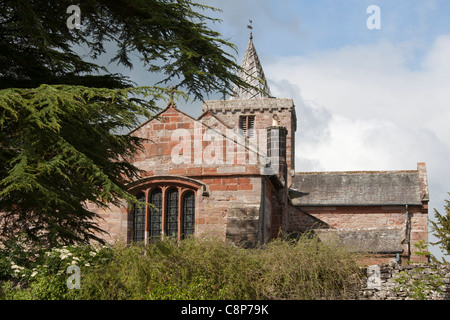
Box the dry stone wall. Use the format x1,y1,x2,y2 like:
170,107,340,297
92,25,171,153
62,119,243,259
360,262,450,300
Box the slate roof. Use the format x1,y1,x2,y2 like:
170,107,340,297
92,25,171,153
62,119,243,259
290,170,423,206
314,229,404,253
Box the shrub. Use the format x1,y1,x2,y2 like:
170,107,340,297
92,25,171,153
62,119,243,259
1,235,361,300
76,235,361,300
253,237,361,299
0,243,112,300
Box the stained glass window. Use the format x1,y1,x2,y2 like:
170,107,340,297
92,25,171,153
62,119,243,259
166,189,179,238
133,193,146,243
182,192,195,239
149,188,162,239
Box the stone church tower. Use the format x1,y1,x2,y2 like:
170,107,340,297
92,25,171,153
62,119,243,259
202,34,297,180
197,33,298,244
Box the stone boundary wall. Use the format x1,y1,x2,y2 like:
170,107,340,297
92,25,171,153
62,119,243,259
359,262,450,300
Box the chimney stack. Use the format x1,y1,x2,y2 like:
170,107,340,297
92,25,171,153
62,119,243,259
265,124,288,184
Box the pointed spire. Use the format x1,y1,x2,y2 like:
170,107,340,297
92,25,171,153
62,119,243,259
229,28,272,100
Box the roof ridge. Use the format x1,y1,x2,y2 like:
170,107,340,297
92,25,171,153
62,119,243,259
197,109,233,129
128,101,267,159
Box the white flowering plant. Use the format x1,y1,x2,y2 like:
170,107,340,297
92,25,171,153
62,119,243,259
0,235,113,299
28,245,112,279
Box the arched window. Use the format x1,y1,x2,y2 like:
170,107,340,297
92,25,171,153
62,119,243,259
166,188,179,238
182,191,195,239
133,193,146,243
149,188,162,239
129,179,199,243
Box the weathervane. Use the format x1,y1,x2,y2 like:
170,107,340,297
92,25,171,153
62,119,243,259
168,85,176,108
247,19,253,39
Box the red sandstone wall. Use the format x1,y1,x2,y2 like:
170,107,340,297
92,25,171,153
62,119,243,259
92,105,288,244
131,105,263,177
87,200,129,244
290,205,428,262
287,205,326,234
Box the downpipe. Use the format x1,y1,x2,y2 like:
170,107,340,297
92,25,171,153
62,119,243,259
405,204,411,260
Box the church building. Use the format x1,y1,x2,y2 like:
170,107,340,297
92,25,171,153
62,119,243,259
92,34,429,264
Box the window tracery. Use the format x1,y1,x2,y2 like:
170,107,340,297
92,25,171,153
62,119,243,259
131,183,197,243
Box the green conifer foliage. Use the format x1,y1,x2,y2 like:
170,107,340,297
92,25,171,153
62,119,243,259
0,0,249,247
430,194,450,261
0,85,166,246
0,0,246,98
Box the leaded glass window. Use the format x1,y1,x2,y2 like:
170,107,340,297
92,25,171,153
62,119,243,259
133,193,146,243
182,192,195,239
149,188,162,239
166,189,179,238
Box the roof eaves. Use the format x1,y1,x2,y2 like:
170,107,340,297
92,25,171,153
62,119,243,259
293,202,423,207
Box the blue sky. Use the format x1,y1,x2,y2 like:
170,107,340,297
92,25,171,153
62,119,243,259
99,0,450,260
200,0,450,60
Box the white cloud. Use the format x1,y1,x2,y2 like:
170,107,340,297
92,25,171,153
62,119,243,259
266,35,450,171
266,35,450,261
423,34,450,74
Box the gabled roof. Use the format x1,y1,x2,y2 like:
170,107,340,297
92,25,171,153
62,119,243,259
127,101,175,136
197,109,233,130
128,100,270,165
229,35,272,100
290,170,424,206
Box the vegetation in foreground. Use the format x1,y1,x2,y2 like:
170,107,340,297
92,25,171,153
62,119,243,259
0,235,361,300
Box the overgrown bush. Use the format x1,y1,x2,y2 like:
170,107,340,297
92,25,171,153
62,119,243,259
0,235,361,300
0,241,112,300
75,235,361,300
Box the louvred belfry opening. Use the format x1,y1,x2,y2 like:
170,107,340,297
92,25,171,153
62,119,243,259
239,115,255,138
